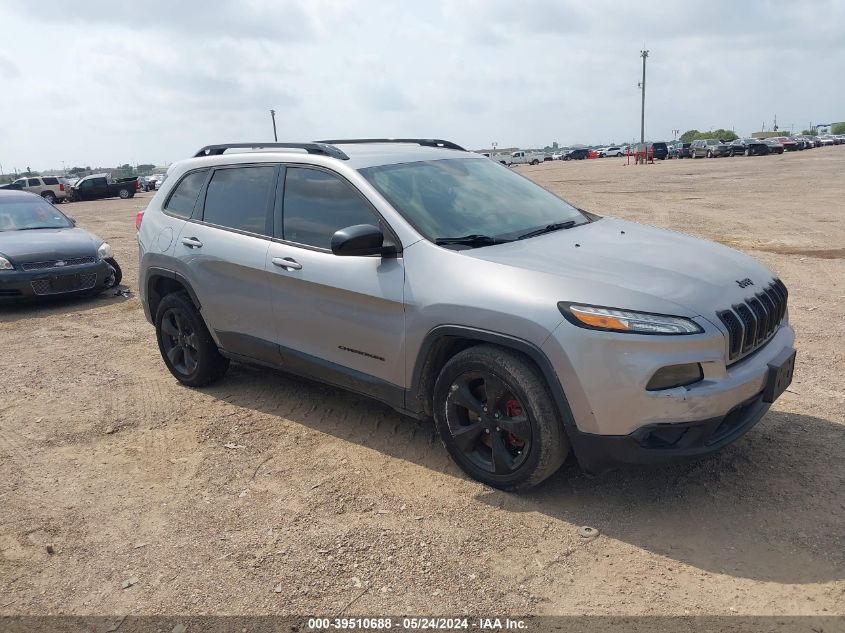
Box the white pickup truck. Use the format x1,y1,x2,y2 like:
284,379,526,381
494,150,546,166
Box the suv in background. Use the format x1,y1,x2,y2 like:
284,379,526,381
562,148,589,160
651,142,669,160
138,139,795,490
598,146,624,158
0,176,70,203
690,139,731,158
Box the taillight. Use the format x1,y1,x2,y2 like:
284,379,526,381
135,180,141,190
135,211,144,231
59,183,65,191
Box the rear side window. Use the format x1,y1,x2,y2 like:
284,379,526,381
164,169,208,219
282,167,379,249
43,177,59,185
27,178,41,187
202,166,275,235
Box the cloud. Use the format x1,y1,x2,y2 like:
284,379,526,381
0,0,842,168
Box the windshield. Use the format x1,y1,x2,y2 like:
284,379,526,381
360,158,587,243
0,196,73,231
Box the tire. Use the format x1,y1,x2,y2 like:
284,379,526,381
41,191,56,204
103,257,122,289
432,345,569,490
118,188,131,199
531,159,539,165
706,150,713,158
744,148,751,156
155,291,229,387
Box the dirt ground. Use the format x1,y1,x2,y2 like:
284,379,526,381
1,149,843,617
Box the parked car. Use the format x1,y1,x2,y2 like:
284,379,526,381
690,139,731,158
0,176,71,203
729,138,770,156
562,148,589,160
598,146,624,158
651,142,669,160
0,190,121,301
770,137,799,152
833,135,845,145
138,138,795,490
499,151,545,166
762,139,785,154
818,136,835,146
675,142,692,158
69,174,139,201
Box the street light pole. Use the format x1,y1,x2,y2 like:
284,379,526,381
270,109,278,142
639,49,649,143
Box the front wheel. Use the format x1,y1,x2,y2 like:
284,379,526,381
706,150,713,158
103,257,122,289
433,345,569,490
155,291,229,387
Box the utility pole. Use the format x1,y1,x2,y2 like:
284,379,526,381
270,109,278,142
639,49,649,143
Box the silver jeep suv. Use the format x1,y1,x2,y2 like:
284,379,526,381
138,139,796,490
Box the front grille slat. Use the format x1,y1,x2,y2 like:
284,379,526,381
718,279,788,363
30,272,97,296
21,256,96,271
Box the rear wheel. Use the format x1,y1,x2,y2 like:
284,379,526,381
41,191,56,204
433,345,569,490
118,188,131,199
531,159,539,165
155,291,229,387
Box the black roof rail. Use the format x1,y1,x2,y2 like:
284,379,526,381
316,138,467,151
193,142,349,160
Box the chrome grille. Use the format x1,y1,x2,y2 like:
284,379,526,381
717,279,788,363
30,272,97,296
21,256,96,271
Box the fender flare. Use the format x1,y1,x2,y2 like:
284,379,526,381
145,266,202,311
409,325,579,435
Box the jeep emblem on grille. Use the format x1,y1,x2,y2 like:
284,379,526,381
736,278,753,288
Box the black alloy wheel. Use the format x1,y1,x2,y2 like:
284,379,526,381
433,345,568,490
155,291,229,387
445,370,532,476
160,307,201,376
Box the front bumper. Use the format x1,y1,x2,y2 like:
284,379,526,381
569,390,769,474
541,316,796,471
0,260,111,302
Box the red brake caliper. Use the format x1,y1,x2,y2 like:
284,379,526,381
503,399,525,448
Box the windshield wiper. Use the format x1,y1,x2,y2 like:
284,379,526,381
434,234,511,248
516,220,578,240
16,226,61,231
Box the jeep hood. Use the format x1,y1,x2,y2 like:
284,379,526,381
464,217,776,318
0,227,100,263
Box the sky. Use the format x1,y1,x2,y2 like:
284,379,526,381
1,0,843,171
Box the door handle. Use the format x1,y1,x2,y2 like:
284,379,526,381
181,237,203,248
272,257,302,270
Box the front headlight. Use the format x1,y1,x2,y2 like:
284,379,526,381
0,255,14,270
559,303,703,335
97,242,113,260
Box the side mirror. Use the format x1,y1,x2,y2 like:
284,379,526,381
331,224,386,257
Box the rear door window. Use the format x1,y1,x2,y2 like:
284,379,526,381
43,177,59,185
27,179,41,187
164,169,208,219
201,166,276,236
